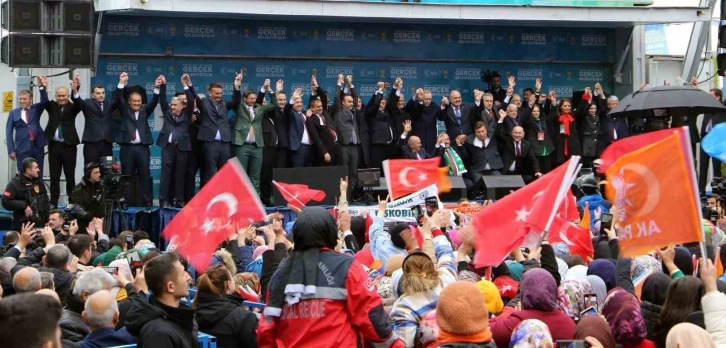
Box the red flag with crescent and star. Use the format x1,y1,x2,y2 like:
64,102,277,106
382,158,451,199
272,181,326,209
548,215,594,260
162,159,266,272
472,157,578,267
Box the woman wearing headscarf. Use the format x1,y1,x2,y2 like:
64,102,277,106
390,212,457,347
575,316,618,348
109,259,134,301
565,264,588,281
665,323,717,348
701,258,726,346
588,259,617,291
508,319,554,348
585,275,607,311
489,269,575,347
434,281,496,348
653,276,704,347
640,273,671,340
557,279,593,321
257,207,403,348
602,288,655,348
476,280,504,316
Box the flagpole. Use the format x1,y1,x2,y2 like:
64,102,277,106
679,126,709,260
272,181,306,209
537,157,581,247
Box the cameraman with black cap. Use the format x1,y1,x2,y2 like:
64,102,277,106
1,157,50,230
69,162,106,233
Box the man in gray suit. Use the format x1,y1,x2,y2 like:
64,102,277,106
332,74,359,198
456,121,504,196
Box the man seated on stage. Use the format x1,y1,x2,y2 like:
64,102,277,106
456,121,503,197
398,120,443,160
501,126,542,183
438,133,467,177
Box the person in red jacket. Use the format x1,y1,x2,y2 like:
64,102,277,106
257,207,404,348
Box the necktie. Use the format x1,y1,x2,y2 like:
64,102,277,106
350,111,357,144
247,107,256,143
57,124,63,140
132,111,138,141
319,114,337,142
516,142,521,157
455,107,461,123
99,102,103,112
24,108,35,141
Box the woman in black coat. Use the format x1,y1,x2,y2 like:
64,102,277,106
193,264,258,348
551,97,582,165
522,103,555,174
576,96,601,169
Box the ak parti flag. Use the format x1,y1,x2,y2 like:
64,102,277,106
472,158,578,267
162,159,266,271
272,181,326,209
382,158,451,199
549,215,594,260
598,127,685,173
605,131,702,257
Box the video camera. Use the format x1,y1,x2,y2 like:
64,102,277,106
711,177,726,197
480,70,499,84
99,156,131,200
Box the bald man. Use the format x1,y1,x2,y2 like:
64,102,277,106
398,125,444,160
45,83,82,208
79,290,136,348
36,288,60,302
13,267,41,293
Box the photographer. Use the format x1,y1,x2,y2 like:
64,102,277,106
1,157,50,230
70,162,106,233
47,209,79,243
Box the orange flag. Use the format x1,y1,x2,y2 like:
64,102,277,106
605,132,702,258
579,202,591,230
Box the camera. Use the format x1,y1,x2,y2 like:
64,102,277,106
480,70,499,84
711,177,726,196
99,156,130,201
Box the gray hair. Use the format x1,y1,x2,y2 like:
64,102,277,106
83,290,118,329
0,258,17,284
482,93,494,99
72,268,115,296
40,271,55,290
607,95,619,103
45,245,72,269
12,267,41,293
507,104,518,111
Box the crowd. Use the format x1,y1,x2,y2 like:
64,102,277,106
0,173,724,348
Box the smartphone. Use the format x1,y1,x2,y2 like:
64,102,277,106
125,235,134,250
583,293,598,309
580,306,598,319
556,340,590,348
101,266,119,275
425,196,439,215
600,213,613,234
410,205,425,226
126,250,142,273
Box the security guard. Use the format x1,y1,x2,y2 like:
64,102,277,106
1,157,50,229
70,162,106,233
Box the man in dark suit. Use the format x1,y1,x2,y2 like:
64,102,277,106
699,88,726,194
44,82,82,208
259,79,289,170
439,90,476,140
501,126,542,183
307,95,338,167
457,121,504,195
6,76,49,174
155,75,195,208
498,104,522,139
355,95,370,169
475,93,499,136
188,71,242,186
114,72,159,210
259,92,280,207
71,75,117,166
174,91,203,202
484,72,508,105
366,83,394,171
398,121,443,160
405,88,439,154
332,75,360,197
287,88,312,168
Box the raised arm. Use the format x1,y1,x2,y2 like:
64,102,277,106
180,75,195,117
330,75,343,116
225,69,243,111
144,75,162,115
159,76,169,115
36,76,50,111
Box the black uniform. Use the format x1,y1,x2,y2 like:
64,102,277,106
1,174,50,229
69,177,106,233
44,100,82,206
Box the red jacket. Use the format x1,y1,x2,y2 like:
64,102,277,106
489,307,576,348
257,250,404,348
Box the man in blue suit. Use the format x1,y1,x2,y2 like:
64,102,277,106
6,76,49,174
287,88,312,167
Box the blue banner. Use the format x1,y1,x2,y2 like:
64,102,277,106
644,25,669,55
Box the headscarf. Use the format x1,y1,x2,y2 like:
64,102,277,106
233,272,261,296
520,268,558,311
602,288,647,348
556,258,569,281
476,280,504,314
574,316,617,348
252,246,270,261
391,268,404,299
457,270,481,284
384,254,404,277
664,247,693,276
557,279,593,320
640,272,671,306
389,223,410,250
565,265,588,281
587,259,616,291
585,275,607,311
665,322,716,348
374,276,394,304
350,215,367,248
631,255,663,280
264,207,338,318
509,319,554,348
552,243,570,260
507,261,524,281
109,259,133,300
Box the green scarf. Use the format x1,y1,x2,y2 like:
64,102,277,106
442,147,467,176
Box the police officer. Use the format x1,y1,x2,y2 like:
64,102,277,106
1,157,50,229
70,162,106,233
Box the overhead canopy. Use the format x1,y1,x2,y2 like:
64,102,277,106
97,0,708,28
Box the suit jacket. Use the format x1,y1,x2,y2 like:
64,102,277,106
262,111,278,149
405,97,440,154
386,88,409,139
72,92,118,143
192,85,241,142
458,135,504,172
476,107,500,136
306,113,337,157
114,86,158,145
287,102,310,152
366,93,393,145
398,136,442,160
439,103,475,141
501,139,540,175
155,85,195,151
332,85,359,145
6,88,49,154
234,93,276,147
44,99,82,146
259,90,289,149
701,107,726,137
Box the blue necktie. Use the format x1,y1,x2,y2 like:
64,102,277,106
455,107,461,124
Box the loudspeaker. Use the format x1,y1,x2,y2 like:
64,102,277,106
272,166,348,206
58,36,93,66
482,175,525,200
3,0,43,32
3,35,46,67
56,1,94,32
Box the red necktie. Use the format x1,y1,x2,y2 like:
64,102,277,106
516,142,521,157
319,114,337,142
24,109,35,141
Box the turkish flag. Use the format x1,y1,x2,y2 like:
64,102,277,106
472,158,578,267
558,190,580,222
604,131,702,257
272,181,326,209
598,127,686,173
549,215,594,260
162,159,265,271
382,158,451,199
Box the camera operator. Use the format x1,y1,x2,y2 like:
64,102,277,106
47,209,79,243
69,162,106,233
1,157,50,230
707,194,723,218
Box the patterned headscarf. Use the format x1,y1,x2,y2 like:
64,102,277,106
552,243,571,260
556,258,569,281
557,279,594,320
602,288,647,348
631,255,662,281
233,272,261,296
520,268,558,311
458,270,481,284
509,319,554,348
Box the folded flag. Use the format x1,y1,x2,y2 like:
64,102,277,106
273,181,326,210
